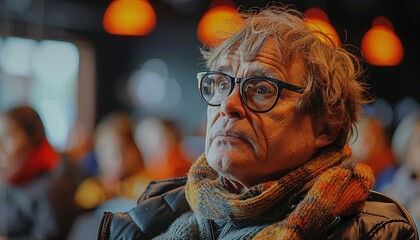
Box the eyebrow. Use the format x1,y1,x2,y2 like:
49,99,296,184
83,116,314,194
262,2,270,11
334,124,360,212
214,66,228,73
212,62,282,81
246,63,277,79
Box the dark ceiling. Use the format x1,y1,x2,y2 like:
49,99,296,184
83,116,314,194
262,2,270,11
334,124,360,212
3,0,420,35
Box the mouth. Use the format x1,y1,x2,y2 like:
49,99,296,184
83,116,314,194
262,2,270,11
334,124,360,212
210,130,251,145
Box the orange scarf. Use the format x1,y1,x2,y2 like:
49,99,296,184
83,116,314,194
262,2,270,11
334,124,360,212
186,145,375,239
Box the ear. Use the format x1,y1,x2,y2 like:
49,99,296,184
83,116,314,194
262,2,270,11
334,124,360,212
313,118,340,148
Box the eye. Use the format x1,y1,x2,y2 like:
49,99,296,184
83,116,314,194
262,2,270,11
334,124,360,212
253,81,276,96
219,81,230,91
243,79,277,103
256,85,273,95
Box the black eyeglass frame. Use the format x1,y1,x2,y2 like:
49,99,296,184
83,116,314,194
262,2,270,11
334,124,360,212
197,71,306,113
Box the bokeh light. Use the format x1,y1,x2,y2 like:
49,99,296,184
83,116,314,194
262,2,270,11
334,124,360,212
127,58,182,116
103,0,156,36
197,4,243,46
361,16,404,66
38,100,70,150
31,40,79,85
304,8,340,47
394,97,420,125
371,98,394,128
0,37,36,77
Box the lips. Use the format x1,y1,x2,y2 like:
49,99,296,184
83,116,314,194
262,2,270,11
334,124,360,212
210,129,251,145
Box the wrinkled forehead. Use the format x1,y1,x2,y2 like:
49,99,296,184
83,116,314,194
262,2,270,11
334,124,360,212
211,37,301,76
215,37,274,64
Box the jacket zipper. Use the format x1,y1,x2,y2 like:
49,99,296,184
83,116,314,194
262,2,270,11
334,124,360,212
208,219,216,240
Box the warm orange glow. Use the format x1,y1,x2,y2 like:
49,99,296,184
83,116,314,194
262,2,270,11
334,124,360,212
372,16,394,31
103,0,156,36
197,6,243,46
361,18,404,66
304,8,340,47
210,0,236,9
305,7,329,22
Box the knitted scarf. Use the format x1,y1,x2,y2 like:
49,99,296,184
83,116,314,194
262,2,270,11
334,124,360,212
185,145,375,239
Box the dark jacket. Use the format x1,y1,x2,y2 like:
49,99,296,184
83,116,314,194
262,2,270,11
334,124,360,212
0,171,58,240
98,177,418,240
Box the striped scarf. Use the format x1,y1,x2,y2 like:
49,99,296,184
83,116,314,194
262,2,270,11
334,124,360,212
185,145,375,239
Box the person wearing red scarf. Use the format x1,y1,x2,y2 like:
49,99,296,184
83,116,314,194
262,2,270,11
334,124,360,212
0,105,60,239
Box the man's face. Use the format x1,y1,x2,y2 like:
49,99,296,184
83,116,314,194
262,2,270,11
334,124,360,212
205,38,326,190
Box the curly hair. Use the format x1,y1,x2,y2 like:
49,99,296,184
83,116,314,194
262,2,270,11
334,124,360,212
200,5,369,148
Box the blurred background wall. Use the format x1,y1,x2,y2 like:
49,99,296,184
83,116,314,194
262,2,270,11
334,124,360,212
0,0,419,151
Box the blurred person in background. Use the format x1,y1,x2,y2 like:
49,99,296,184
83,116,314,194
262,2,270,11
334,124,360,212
350,115,397,191
69,111,152,240
135,117,192,180
63,119,94,169
62,119,97,178
73,111,151,210
0,105,60,239
382,112,420,224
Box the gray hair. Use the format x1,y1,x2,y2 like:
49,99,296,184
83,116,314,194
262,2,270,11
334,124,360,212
200,5,368,148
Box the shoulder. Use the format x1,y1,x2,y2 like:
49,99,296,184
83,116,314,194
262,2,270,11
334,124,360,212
137,176,187,202
98,177,189,240
330,191,418,240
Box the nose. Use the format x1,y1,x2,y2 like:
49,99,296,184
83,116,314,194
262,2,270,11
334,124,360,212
219,83,246,119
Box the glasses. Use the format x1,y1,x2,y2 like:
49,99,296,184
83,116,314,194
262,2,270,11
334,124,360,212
197,71,305,113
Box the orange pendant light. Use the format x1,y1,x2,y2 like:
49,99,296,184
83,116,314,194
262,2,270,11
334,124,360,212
103,0,156,36
304,8,340,47
197,0,243,46
361,16,404,66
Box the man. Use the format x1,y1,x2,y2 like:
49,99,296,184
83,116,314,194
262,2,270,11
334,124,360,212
98,5,417,239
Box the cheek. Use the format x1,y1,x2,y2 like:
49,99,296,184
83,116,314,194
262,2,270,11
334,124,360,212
205,107,219,152
5,135,30,161
263,113,295,147
265,116,314,163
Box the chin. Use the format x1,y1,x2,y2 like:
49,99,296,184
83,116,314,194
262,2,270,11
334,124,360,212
206,152,224,172
208,153,241,175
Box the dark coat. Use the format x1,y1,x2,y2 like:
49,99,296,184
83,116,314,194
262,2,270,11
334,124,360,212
98,177,418,240
0,172,58,239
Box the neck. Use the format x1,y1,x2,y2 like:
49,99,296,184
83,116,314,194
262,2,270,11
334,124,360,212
221,176,248,194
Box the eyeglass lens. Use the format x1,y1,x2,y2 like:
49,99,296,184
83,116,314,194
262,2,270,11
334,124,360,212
200,73,279,112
